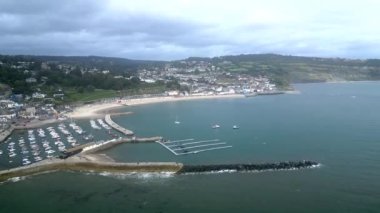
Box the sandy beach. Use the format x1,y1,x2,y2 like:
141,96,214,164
68,94,244,119
67,102,125,119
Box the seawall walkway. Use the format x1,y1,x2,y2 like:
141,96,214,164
0,158,183,182
105,114,134,136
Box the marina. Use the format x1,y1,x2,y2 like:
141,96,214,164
97,119,111,130
90,120,102,130
0,120,123,168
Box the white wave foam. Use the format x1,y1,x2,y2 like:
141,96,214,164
6,176,26,183
84,171,176,180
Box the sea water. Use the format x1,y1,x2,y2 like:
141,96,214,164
0,82,379,212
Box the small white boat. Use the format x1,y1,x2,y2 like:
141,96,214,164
174,116,180,124
69,122,84,134
22,161,31,166
97,119,111,130
37,128,46,137
90,120,101,130
34,156,42,161
212,124,220,129
46,150,56,154
233,125,239,129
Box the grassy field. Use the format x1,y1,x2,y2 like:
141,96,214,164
66,89,119,103
64,84,167,103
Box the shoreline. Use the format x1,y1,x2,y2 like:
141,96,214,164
67,94,244,119
0,93,266,142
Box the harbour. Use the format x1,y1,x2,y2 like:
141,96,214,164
0,116,126,169
1,82,380,212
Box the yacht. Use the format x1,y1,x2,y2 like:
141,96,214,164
97,119,111,130
212,124,221,129
46,150,56,154
90,120,101,130
83,134,94,141
34,156,43,161
58,123,71,135
37,128,46,137
174,116,180,124
233,125,239,129
69,122,85,134
22,158,31,165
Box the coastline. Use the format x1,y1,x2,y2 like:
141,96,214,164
67,94,244,119
0,93,258,143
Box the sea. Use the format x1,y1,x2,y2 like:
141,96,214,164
0,82,379,213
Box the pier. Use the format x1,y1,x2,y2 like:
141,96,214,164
157,138,233,155
0,157,183,182
63,136,162,155
81,136,162,154
0,158,319,183
0,126,14,143
105,114,134,136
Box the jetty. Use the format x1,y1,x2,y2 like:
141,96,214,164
0,158,319,183
104,114,134,136
0,126,14,143
0,157,183,182
157,138,233,155
81,136,162,154
63,136,162,156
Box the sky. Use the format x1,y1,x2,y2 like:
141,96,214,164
0,0,380,60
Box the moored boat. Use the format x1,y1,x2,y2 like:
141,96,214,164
212,124,221,129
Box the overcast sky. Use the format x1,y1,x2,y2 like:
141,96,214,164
0,0,379,60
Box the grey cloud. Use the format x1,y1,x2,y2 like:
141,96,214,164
0,0,379,60
0,0,102,16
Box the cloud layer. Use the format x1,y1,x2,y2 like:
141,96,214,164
0,0,380,60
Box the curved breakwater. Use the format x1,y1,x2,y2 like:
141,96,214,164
178,161,319,174
0,159,183,182
0,159,318,182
